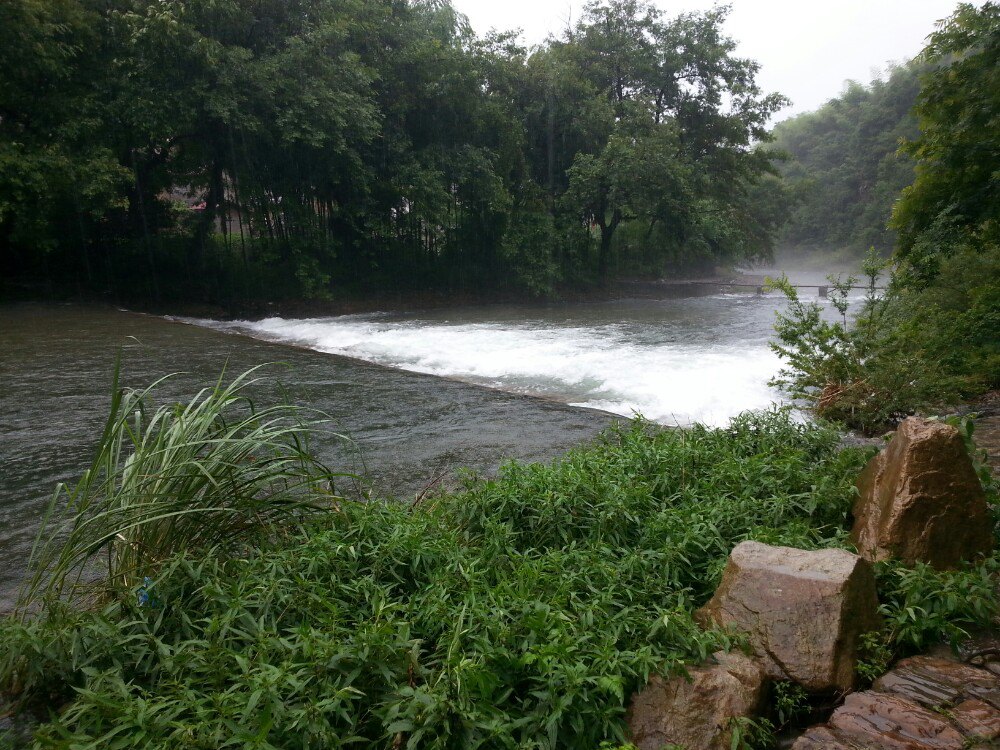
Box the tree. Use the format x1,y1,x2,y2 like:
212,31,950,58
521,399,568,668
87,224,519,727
0,0,128,283
892,2,1000,281
548,0,785,278
1,0,790,302
765,63,923,257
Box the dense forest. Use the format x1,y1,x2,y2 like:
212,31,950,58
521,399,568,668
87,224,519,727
0,0,786,305
2,0,998,326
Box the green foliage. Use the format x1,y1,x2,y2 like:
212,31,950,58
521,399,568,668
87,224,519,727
499,203,561,297
2,0,788,302
875,554,1000,653
20,364,348,609
770,681,810,731
767,249,954,432
555,2,786,279
766,29,1000,431
727,716,775,750
888,248,1000,395
893,2,1000,271
1,393,875,748
855,630,895,685
768,241,998,432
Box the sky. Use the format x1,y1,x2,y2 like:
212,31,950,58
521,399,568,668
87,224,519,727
450,0,978,122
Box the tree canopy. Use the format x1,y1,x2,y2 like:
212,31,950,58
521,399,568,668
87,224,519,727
762,63,923,257
0,0,787,304
891,1,1000,282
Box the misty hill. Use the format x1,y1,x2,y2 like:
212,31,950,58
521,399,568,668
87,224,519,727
767,62,924,258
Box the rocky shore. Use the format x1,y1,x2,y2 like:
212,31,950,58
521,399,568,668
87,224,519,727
625,416,998,750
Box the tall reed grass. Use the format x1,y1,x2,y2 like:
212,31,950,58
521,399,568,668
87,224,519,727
19,363,347,610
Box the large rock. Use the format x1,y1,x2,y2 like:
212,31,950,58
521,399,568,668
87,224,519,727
626,651,766,750
851,417,992,569
697,541,879,693
792,652,1000,749
950,699,1000,741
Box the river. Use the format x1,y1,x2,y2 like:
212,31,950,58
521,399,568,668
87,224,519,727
0,277,854,609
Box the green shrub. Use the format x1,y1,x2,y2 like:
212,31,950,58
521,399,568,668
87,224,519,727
770,250,980,434
855,630,894,685
767,248,985,433
875,555,1000,653
727,716,775,750
3,370,995,749
1,396,875,749
770,681,810,731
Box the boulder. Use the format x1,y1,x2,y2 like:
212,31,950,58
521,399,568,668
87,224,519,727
790,726,862,749
696,541,879,693
791,652,1000,749
851,417,992,569
950,699,1000,741
626,651,766,750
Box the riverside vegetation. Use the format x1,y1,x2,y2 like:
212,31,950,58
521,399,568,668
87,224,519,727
4,0,998,430
0,369,997,749
763,1,1000,432
0,0,786,303
2,1,1000,748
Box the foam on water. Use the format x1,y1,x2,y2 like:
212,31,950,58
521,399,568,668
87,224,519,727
195,306,789,427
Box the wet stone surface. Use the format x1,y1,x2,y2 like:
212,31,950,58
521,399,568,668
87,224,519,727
851,417,993,570
792,654,1000,749
696,541,880,693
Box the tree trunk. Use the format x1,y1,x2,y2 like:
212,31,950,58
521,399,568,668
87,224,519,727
596,209,621,280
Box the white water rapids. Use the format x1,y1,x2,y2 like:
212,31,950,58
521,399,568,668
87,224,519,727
189,291,834,426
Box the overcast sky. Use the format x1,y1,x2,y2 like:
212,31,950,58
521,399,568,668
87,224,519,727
451,0,977,122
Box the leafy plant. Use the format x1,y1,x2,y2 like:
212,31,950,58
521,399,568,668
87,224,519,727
728,715,775,750
770,680,810,730
5,369,995,749
855,630,894,685
1,390,875,748
875,555,1000,653
19,363,348,610
767,248,962,432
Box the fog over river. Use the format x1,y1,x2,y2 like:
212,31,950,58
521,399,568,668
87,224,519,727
0,275,856,608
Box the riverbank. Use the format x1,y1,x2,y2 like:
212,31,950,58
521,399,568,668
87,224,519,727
0,303,621,611
2,267,770,322
1,394,996,749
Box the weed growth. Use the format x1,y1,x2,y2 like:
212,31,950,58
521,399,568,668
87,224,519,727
19,363,348,609
767,247,999,434
770,681,810,731
1,401,871,748
855,631,895,686
1,373,997,749
875,555,1000,653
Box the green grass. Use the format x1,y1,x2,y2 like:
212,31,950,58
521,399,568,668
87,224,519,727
1,371,996,749
19,362,350,609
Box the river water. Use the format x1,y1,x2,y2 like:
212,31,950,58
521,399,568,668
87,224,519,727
188,293,786,425
0,277,852,608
